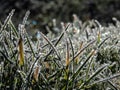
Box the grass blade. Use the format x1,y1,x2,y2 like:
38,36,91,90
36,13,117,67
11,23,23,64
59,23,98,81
74,41,83,64
64,38,70,90
91,73,120,85
25,33,36,57
98,37,109,48
40,32,61,60
72,50,96,80
97,31,101,44
0,9,15,33
80,64,108,89
22,10,30,25
18,36,24,66
73,40,96,60
99,73,118,90
0,50,14,64
44,24,70,61
9,20,19,37
26,56,40,84
33,65,40,82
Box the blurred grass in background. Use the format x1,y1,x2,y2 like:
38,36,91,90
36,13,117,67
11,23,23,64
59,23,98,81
0,0,120,32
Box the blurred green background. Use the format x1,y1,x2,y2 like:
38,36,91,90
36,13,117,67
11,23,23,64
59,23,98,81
0,0,120,33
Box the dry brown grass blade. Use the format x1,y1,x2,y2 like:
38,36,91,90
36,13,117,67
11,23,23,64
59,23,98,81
18,36,24,66
44,62,50,69
33,66,40,82
66,40,70,68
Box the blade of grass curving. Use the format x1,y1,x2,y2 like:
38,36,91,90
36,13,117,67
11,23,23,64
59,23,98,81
108,81,118,90
81,21,88,32
68,50,95,89
52,59,61,68
72,50,96,80
99,73,118,90
80,64,108,89
39,72,53,89
61,24,71,72
48,68,62,80
91,73,120,86
40,32,61,60
86,64,108,83
9,20,19,37
3,42,9,56
68,38,74,61
41,38,58,48
64,34,70,68
0,50,14,64
17,70,26,84
94,20,102,28
74,41,83,64
3,32,16,60
98,37,109,48
64,37,70,90
85,55,94,79
68,37,75,73
55,24,70,46
27,56,40,82
73,40,96,60
22,10,30,25
26,35,36,57
20,14,36,57
0,9,15,33
68,37,76,89
44,24,70,61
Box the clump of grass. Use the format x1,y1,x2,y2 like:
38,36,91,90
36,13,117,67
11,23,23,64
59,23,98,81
0,10,120,89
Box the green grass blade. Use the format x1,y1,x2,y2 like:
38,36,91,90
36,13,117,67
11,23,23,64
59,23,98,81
9,20,19,37
0,9,15,33
73,40,96,60
26,35,36,57
44,24,70,61
72,50,95,80
98,37,109,48
80,64,108,89
0,50,14,64
91,73,120,85
99,73,118,90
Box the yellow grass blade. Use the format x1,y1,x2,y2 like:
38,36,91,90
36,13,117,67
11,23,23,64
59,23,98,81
97,31,101,43
18,36,24,66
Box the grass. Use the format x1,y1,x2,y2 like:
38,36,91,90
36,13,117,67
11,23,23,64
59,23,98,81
0,10,120,90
